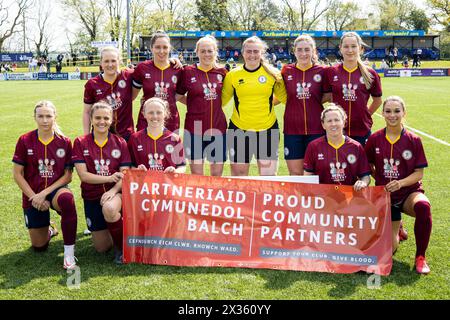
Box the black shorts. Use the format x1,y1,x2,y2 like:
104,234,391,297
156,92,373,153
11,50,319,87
349,130,372,147
284,134,323,160
227,121,280,163
184,132,227,163
83,199,108,232
23,186,67,229
391,203,403,222
390,189,425,221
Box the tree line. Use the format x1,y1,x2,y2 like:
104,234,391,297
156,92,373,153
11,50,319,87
0,0,449,55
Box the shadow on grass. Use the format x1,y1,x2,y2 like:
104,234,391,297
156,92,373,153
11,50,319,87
0,233,420,298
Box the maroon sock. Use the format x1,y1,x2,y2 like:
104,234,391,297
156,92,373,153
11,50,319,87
107,218,123,250
57,192,78,246
413,200,432,257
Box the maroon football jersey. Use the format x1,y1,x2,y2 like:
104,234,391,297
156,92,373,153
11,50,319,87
324,64,382,136
304,136,371,185
72,133,132,200
132,60,181,132
365,128,428,203
282,64,327,135
177,64,227,135
12,130,73,208
128,129,185,171
84,69,134,139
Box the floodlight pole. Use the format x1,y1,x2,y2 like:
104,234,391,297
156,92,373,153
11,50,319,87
127,0,131,65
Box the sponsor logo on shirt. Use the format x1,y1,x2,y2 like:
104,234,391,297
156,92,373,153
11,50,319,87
38,158,55,178
296,82,311,99
96,89,103,95
342,83,358,101
287,75,293,81
145,73,151,79
217,74,223,82
330,161,347,182
190,77,197,83
137,145,143,152
94,159,110,176
171,75,178,84
83,149,89,156
375,147,380,154
106,92,122,110
383,158,400,179
148,153,165,171
313,74,322,82
318,153,324,160
202,82,218,101
333,76,338,82
27,149,34,155
155,81,170,99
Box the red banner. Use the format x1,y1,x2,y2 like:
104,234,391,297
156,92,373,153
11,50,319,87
122,170,392,275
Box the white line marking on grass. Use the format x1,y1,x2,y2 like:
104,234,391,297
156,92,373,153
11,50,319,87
374,113,450,147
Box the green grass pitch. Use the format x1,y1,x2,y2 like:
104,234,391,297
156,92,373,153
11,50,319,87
0,77,449,299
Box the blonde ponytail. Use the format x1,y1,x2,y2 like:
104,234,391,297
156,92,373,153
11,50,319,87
340,32,374,90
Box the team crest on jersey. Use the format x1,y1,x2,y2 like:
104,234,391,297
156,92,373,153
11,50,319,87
296,82,311,99
258,75,267,84
155,81,170,99
190,77,197,83
313,74,322,82
118,80,126,89
27,149,34,155
383,158,400,179
359,77,365,84
94,159,110,176
165,144,174,154
56,148,65,158
342,83,357,101
172,75,178,84
111,149,121,159
38,158,55,178
217,74,223,82
329,161,347,182
137,145,143,152
145,73,151,79
402,150,412,160
318,153,324,160
347,154,356,164
202,82,218,100
148,153,164,171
